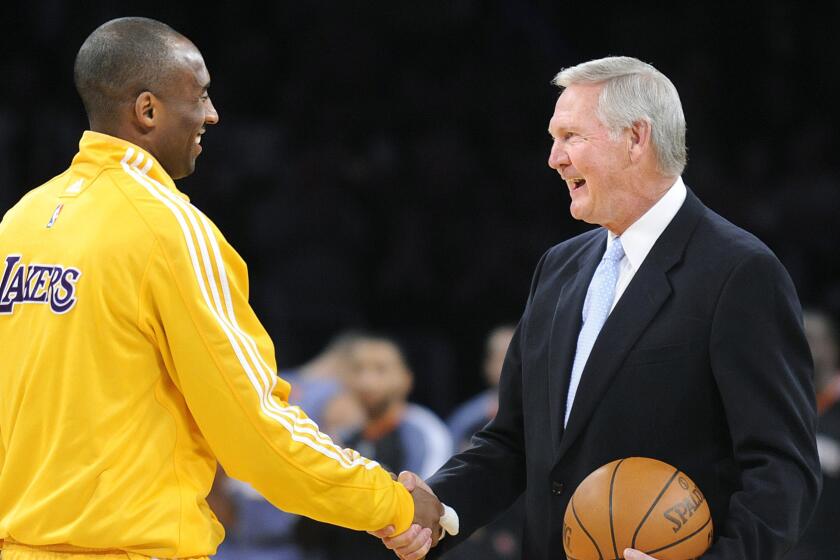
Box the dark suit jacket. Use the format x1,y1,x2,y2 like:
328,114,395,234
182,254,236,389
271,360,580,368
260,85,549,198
428,190,821,560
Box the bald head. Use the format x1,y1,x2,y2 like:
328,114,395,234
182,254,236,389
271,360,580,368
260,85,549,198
74,17,188,127
73,17,219,179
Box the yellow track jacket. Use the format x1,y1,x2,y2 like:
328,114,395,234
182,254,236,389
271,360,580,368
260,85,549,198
0,131,413,557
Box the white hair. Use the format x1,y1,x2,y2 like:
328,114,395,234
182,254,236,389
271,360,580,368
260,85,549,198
552,56,687,176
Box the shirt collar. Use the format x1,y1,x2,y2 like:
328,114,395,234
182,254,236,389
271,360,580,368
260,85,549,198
607,176,687,270
70,131,188,200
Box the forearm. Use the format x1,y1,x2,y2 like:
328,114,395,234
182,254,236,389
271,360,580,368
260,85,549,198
194,375,415,532
145,238,415,534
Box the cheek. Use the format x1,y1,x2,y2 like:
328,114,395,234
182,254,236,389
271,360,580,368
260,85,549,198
356,370,383,391
567,144,590,170
178,109,203,136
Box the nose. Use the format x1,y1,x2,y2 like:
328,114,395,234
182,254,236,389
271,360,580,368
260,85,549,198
547,139,568,170
205,97,220,125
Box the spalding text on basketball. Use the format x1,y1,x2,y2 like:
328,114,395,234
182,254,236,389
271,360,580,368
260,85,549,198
663,477,706,533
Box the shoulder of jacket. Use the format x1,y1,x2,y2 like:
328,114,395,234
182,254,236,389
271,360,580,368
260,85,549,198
695,208,778,264
100,168,205,249
4,169,72,217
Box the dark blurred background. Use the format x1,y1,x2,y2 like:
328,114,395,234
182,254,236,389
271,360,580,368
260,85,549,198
2,0,839,417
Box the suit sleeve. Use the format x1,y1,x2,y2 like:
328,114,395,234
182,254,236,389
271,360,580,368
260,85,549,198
704,252,821,559
138,226,414,535
426,249,549,554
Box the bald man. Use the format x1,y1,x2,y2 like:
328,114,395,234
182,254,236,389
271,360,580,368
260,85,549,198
0,17,441,560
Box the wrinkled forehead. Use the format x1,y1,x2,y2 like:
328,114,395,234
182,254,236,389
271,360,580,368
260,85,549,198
549,82,606,129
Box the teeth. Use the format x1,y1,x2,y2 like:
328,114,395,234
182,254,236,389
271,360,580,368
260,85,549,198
195,135,202,144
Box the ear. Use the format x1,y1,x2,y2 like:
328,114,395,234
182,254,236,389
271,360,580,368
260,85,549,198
628,118,652,164
133,91,158,129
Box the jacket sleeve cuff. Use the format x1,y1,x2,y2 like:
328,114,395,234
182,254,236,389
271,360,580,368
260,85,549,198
391,482,415,535
439,503,459,539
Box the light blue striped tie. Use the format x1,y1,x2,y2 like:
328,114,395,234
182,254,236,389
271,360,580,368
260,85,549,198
564,237,625,427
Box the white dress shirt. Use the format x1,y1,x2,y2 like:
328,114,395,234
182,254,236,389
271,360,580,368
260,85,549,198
607,176,687,311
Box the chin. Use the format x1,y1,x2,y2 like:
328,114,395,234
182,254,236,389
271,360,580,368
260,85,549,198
364,400,390,419
172,163,196,180
569,202,589,222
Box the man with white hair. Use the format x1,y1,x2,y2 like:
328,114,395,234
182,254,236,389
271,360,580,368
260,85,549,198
378,56,820,560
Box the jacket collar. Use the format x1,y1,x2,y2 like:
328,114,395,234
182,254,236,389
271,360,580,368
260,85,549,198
69,131,188,201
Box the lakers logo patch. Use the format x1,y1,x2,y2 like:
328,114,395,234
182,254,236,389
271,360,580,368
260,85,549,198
0,254,81,314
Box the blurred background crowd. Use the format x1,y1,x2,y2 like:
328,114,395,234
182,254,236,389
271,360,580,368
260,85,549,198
2,0,840,557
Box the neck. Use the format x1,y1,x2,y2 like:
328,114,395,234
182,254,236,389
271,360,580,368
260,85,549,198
606,174,678,235
91,120,157,162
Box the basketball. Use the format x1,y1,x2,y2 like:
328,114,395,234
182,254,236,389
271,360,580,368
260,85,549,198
563,457,713,560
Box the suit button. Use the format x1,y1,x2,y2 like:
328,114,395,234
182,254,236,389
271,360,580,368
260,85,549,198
552,481,564,495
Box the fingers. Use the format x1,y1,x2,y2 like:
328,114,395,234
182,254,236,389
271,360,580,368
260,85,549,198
369,525,395,538
398,470,419,491
382,524,432,560
381,472,441,558
398,536,431,560
398,470,434,496
624,548,657,560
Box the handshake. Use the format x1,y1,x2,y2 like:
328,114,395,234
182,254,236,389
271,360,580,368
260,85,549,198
370,471,453,560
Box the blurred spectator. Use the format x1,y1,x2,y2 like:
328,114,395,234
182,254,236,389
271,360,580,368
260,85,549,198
282,331,368,438
342,335,453,477
805,310,840,416
789,309,840,558
448,324,515,450
211,332,367,560
296,334,453,559
445,325,523,560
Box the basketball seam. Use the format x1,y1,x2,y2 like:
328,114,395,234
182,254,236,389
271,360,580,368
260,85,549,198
643,514,713,556
572,497,605,560
608,458,626,560
630,467,680,549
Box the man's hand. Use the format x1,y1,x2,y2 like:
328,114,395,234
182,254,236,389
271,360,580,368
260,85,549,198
410,483,444,541
371,471,443,559
400,471,443,544
624,548,659,560
371,523,432,560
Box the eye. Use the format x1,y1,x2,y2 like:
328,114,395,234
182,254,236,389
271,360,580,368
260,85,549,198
200,93,210,102
564,131,576,140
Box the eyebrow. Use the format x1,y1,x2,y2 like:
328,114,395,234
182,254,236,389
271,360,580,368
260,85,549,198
547,125,566,138
200,80,211,92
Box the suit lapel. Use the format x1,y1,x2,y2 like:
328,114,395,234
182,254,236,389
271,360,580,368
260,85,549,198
546,232,605,457
555,190,706,461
